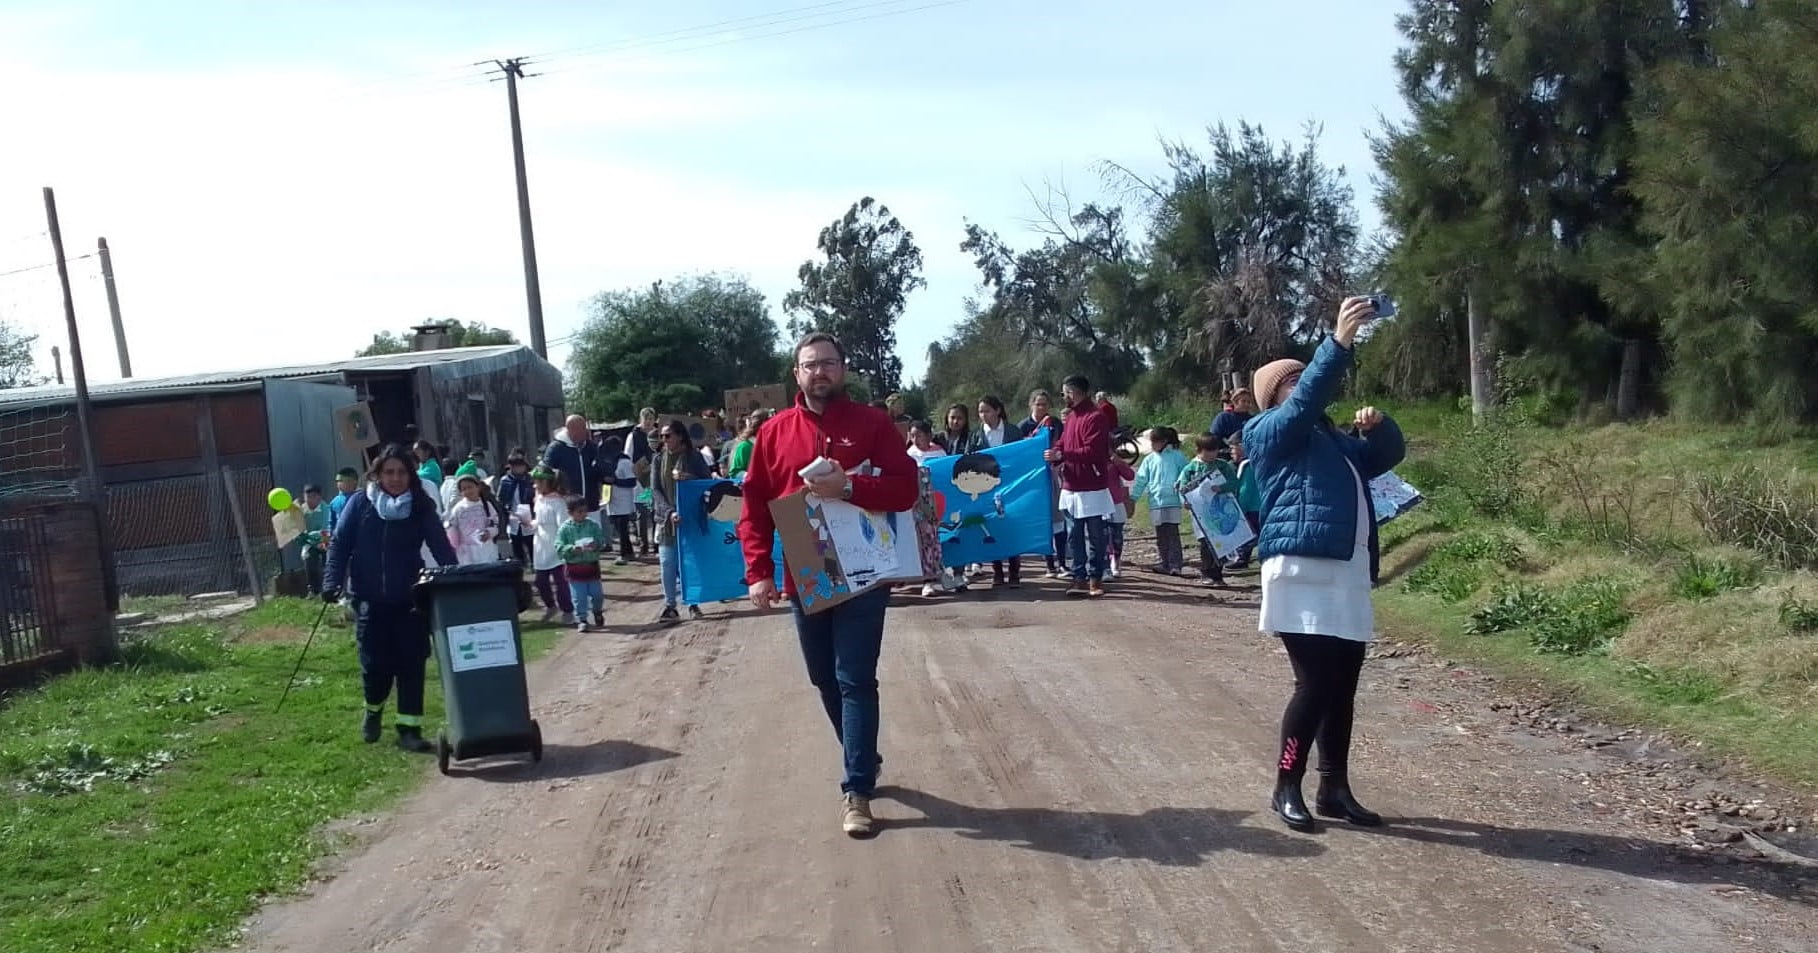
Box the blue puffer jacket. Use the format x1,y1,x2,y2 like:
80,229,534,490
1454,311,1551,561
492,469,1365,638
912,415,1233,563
1242,337,1405,582
323,487,458,605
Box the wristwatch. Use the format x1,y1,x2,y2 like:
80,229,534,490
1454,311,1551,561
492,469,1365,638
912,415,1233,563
840,477,854,501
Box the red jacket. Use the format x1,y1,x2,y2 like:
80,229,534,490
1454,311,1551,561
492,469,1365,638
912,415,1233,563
1056,401,1111,491
1097,399,1119,429
738,392,919,593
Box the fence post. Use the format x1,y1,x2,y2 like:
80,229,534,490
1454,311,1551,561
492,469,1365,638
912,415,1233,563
221,466,264,605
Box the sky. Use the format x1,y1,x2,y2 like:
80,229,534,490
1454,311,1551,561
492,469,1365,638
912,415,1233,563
0,0,1408,393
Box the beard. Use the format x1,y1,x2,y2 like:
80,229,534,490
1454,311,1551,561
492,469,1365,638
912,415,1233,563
804,378,837,400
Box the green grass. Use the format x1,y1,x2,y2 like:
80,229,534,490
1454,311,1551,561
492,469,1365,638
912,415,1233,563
0,597,563,953
1368,399,1818,788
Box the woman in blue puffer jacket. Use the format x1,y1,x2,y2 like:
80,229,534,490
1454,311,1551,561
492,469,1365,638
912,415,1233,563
323,443,458,752
1242,296,1405,833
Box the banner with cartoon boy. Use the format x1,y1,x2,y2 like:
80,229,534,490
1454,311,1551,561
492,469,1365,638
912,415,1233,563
676,478,784,604
920,432,1054,569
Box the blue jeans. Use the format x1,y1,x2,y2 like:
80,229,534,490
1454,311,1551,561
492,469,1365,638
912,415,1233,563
658,542,681,608
1066,513,1108,582
791,583,889,797
568,579,602,623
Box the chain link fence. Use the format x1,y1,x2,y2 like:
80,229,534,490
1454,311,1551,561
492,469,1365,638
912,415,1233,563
107,465,280,598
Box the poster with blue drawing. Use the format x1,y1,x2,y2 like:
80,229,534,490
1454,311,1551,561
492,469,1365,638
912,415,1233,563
676,478,783,604
1368,472,1423,525
921,432,1054,569
1184,479,1256,559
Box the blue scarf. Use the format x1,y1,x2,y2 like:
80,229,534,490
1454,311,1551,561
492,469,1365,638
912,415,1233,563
367,483,414,521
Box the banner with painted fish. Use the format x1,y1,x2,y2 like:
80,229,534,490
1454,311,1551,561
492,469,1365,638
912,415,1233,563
676,478,783,605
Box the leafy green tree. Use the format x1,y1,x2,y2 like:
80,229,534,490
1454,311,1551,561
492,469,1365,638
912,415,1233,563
784,197,925,397
0,320,42,389
356,319,518,357
1633,0,1818,424
568,274,783,422
1107,122,1360,393
959,200,1146,400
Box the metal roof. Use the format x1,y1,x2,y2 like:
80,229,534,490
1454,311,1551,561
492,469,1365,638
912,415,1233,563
0,345,538,412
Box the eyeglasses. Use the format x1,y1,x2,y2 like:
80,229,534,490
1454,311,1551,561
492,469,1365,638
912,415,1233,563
796,359,842,373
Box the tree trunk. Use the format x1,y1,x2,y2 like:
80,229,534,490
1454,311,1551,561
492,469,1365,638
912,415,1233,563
1466,289,1495,421
1616,338,1643,420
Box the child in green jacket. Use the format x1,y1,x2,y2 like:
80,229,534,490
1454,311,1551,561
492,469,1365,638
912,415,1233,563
556,496,606,632
1178,433,1241,585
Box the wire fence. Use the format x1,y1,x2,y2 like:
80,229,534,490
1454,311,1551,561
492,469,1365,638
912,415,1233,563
106,465,279,598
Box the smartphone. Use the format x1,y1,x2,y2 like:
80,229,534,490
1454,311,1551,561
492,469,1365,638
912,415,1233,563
1367,293,1396,319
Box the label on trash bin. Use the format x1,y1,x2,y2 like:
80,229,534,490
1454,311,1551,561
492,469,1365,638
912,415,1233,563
446,619,519,673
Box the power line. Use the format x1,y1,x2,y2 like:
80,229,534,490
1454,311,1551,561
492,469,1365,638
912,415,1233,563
0,254,96,281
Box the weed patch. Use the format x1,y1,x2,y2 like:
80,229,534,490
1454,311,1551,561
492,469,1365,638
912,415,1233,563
1694,466,1818,570
1464,577,1633,656
1781,592,1818,634
1402,530,1525,603
1670,552,1764,601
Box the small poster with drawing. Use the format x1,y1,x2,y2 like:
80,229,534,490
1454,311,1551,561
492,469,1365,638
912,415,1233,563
1184,479,1257,559
769,489,903,614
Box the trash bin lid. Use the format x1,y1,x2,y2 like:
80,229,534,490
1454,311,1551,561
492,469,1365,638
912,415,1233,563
416,560,525,589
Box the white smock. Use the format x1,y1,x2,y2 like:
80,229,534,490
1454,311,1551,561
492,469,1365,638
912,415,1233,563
1257,460,1375,642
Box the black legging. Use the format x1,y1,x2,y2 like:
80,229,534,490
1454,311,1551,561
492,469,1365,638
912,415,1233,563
510,532,533,566
1276,633,1366,782
610,514,634,560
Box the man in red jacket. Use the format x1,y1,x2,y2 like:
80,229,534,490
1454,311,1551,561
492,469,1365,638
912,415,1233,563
739,331,919,838
1044,374,1113,597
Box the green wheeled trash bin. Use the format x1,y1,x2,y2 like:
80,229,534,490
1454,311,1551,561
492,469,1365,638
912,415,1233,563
415,561,542,775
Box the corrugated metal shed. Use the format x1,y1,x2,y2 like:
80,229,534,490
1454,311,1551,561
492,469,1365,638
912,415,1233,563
0,345,537,412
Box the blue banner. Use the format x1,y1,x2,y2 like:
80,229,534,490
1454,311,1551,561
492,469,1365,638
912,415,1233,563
922,432,1054,569
676,478,783,604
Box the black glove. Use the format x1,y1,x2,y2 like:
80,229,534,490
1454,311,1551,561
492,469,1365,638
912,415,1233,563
322,587,342,604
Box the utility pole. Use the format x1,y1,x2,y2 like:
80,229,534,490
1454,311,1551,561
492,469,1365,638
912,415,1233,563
97,237,132,378
50,345,64,385
43,188,102,499
493,57,548,359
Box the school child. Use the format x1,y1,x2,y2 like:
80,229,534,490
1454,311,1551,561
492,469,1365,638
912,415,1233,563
327,468,360,532
1130,426,1188,575
556,495,607,632
496,453,536,566
444,473,502,565
1177,432,1240,585
1106,447,1137,580
1228,431,1263,570
530,468,575,624
299,484,332,594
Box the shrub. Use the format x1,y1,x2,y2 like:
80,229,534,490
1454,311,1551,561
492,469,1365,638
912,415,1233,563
1467,583,1557,635
1403,531,1525,603
1693,466,1818,570
1529,578,1634,656
1781,592,1818,634
1670,552,1763,601
1442,414,1531,521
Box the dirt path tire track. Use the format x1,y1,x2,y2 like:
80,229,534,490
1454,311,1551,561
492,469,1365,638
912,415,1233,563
231,570,1818,953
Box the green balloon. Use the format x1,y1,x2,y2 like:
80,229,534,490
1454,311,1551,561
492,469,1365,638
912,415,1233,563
267,487,294,512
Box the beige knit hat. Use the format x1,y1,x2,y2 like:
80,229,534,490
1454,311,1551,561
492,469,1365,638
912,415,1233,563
1252,359,1306,411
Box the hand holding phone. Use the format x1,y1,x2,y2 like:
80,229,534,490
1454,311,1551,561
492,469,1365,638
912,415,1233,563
1367,293,1396,319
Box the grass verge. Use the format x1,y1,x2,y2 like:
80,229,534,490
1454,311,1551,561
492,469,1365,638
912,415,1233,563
0,597,563,953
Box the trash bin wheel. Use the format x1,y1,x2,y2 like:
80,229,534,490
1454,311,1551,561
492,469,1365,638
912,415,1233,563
436,731,452,776
529,720,543,763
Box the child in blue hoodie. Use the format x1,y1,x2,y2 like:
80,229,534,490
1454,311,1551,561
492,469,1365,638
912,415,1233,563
1129,426,1189,574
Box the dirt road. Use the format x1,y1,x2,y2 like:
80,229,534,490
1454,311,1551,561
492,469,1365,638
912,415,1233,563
233,566,1818,953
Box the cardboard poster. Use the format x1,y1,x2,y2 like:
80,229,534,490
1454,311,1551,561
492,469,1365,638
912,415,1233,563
1369,472,1424,524
724,384,789,416
769,489,903,614
1184,481,1257,559
333,401,378,452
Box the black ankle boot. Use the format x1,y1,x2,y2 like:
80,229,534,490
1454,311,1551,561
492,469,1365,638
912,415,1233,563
1271,777,1316,832
395,725,434,753
1315,775,1383,827
361,710,382,744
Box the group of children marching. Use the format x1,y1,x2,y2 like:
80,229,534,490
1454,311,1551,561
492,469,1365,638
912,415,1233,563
1126,426,1261,586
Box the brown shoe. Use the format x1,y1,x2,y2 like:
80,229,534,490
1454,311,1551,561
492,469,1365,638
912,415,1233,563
841,793,875,837
1088,581,1105,597
1064,580,1088,597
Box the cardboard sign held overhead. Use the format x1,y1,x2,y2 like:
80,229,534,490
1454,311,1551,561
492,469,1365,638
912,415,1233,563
724,384,789,416
333,402,378,453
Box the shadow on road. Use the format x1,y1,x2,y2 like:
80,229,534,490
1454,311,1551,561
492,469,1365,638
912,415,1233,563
454,740,680,784
881,786,1324,866
1346,816,1817,905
